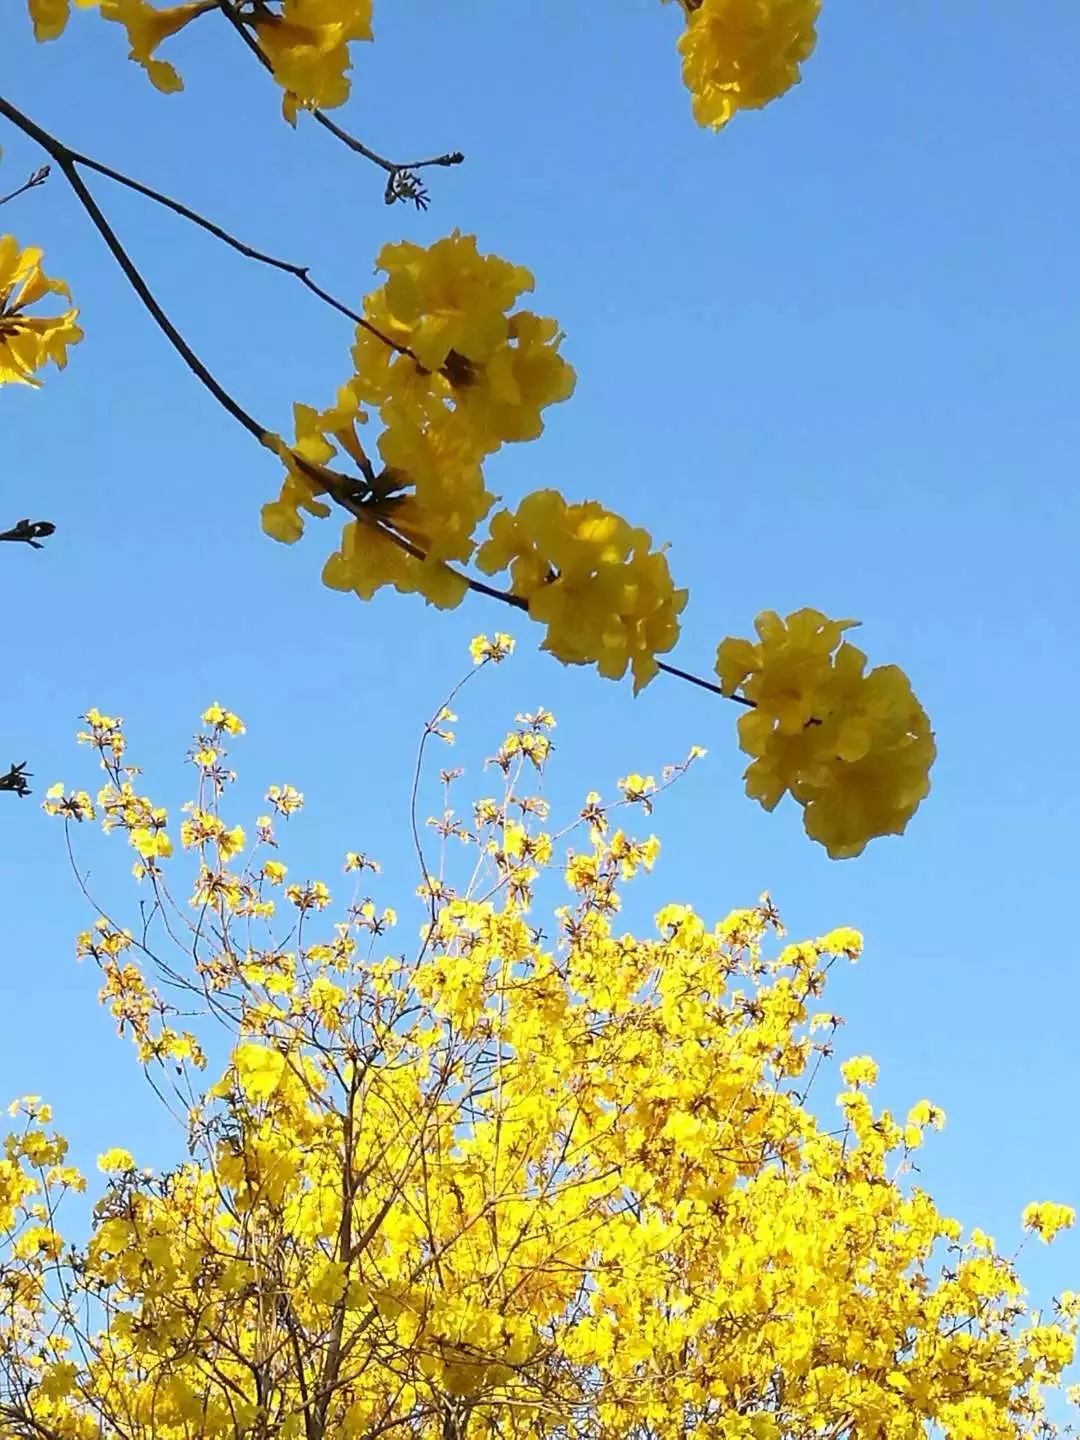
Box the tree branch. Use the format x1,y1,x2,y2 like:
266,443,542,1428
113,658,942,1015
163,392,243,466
0,164,50,209
0,92,755,716
52,144,413,354
0,93,267,445
214,0,463,208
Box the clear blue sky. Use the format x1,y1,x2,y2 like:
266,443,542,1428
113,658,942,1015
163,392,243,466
3,0,1079,1340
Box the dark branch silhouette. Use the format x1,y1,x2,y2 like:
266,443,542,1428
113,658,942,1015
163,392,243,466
0,518,56,549
0,763,32,799
213,0,463,206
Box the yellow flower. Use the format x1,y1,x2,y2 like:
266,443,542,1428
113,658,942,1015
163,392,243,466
216,825,246,863
261,392,357,546
375,410,495,564
98,0,216,91
232,1042,286,1102
673,0,820,131
97,1148,135,1173
202,703,245,735
344,851,380,873
839,1055,879,1089
350,233,575,456
322,513,468,610
618,773,656,808
286,879,331,910
267,239,574,615
26,0,97,42
252,0,373,116
0,235,83,386
1022,1201,1076,1244
470,633,515,665
42,784,96,821
266,784,304,816
130,825,172,860
907,1099,946,1131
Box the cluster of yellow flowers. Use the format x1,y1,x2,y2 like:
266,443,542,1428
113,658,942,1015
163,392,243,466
665,0,821,129
0,236,82,387
717,607,936,857
17,690,1078,1440
261,235,694,692
262,232,575,609
477,491,688,692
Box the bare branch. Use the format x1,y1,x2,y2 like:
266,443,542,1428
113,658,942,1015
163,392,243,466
214,0,463,205
56,145,410,352
0,163,49,208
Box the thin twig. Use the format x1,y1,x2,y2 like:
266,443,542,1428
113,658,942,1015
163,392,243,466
657,658,755,707
0,94,266,444
0,518,56,549
62,145,412,353
214,0,463,201
310,107,463,180
0,164,49,208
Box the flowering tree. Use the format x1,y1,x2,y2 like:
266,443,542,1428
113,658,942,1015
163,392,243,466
3,641,1076,1440
1,0,936,857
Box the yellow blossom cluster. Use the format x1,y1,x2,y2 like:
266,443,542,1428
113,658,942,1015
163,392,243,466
469,631,515,665
716,607,936,857
0,236,82,386
349,233,575,444
20,684,1078,1440
665,0,821,130
262,232,574,609
477,490,688,691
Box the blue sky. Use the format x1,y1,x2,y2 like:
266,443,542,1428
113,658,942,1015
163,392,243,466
3,0,1080,1342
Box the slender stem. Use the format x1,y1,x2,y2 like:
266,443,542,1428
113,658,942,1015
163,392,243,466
310,109,463,178
214,0,274,69
63,145,412,353
657,658,754,707
0,94,266,443
0,165,49,209
215,0,463,181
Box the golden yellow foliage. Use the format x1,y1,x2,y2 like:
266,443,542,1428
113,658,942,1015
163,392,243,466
14,650,1074,1440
